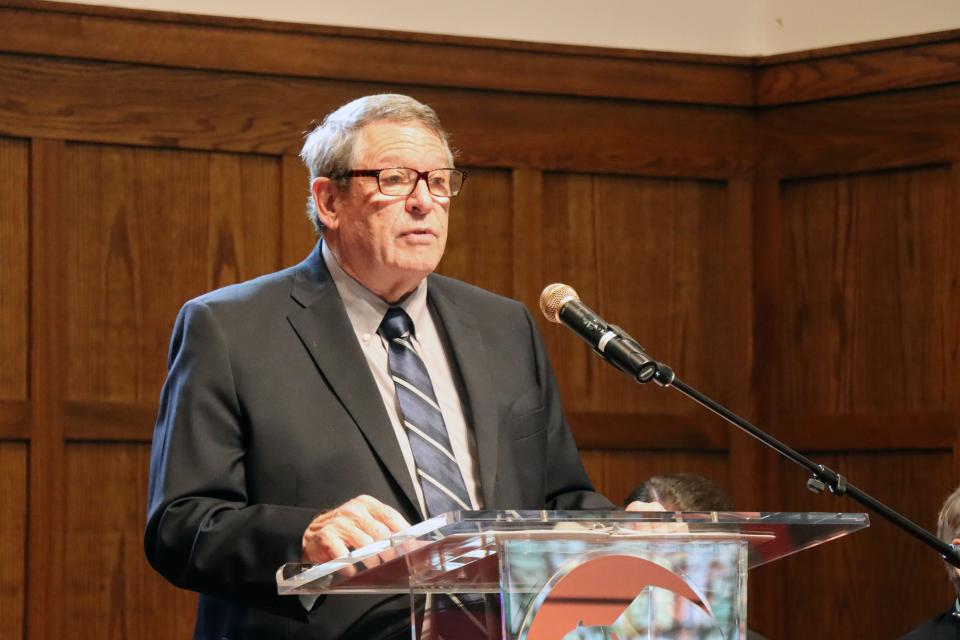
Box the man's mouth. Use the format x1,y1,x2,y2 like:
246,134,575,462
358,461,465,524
400,229,436,239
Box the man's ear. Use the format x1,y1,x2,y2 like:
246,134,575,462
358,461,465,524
311,177,342,231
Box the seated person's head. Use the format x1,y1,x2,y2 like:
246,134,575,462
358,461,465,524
938,486,960,599
625,473,734,512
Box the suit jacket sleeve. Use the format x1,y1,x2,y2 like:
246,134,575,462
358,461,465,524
144,299,316,618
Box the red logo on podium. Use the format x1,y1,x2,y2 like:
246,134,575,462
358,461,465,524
524,554,713,639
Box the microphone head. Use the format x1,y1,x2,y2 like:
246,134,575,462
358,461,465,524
540,284,579,323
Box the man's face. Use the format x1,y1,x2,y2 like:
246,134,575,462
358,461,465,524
319,120,453,302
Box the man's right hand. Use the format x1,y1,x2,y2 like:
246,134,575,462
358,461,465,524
301,495,411,564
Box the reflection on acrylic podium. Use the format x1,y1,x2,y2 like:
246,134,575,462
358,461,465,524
277,510,867,640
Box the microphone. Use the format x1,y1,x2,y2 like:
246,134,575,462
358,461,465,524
539,284,657,383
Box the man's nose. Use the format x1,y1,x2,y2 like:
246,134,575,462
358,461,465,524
406,177,434,212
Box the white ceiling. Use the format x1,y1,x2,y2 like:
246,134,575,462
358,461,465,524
62,0,960,56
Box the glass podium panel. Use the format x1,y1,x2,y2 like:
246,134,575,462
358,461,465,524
500,537,747,639
276,511,868,639
277,510,868,595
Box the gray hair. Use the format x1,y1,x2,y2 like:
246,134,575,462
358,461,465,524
938,485,960,597
299,94,454,235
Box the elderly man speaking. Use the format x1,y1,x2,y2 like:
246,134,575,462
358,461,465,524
144,94,613,639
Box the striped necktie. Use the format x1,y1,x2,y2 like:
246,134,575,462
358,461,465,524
379,308,495,639
378,307,472,517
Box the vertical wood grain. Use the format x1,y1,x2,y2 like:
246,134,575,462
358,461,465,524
747,172,788,639
281,153,315,266
723,175,775,508
61,143,282,410
0,137,29,402
579,449,605,494
779,166,954,415
750,172,788,501
540,173,746,418
27,137,67,640
778,451,954,638
207,152,284,284
511,169,545,318
435,168,513,297
63,443,197,640
587,449,730,507
0,443,27,640
950,164,960,485
723,175,783,640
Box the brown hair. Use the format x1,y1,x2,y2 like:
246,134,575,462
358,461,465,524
625,473,735,512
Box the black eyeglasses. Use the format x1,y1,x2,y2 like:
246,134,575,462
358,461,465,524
344,167,466,198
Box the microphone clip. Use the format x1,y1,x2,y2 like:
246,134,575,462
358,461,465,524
600,325,659,384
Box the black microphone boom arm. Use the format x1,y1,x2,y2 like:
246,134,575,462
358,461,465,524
541,284,960,570
634,348,960,569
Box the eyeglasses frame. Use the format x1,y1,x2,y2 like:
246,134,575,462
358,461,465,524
342,167,467,198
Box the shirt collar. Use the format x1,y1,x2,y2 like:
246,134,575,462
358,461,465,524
321,240,429,339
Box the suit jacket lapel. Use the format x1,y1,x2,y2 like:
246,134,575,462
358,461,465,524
428,279,500,510
287,246,422,518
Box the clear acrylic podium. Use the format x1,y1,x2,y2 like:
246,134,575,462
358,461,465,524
277,510,868,639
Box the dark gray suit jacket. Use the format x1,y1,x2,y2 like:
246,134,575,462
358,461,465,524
901,610,960,639
144,243,610,639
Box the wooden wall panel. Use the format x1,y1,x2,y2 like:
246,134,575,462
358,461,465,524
0,54,754,179
757,84,960,635
758,84,960,178
581,448,730,507
0,2,754,105
777,451,955,637
0,442,27,640
280,155,315,266
440,94,753,179
540,174,751,423
61,143,282,409
435,168,513,298
63,442,196,639
0,137,28,402
27,137,68,640
778,166,956,416
757,36,960,106
510,169,545,315
579,449,605,494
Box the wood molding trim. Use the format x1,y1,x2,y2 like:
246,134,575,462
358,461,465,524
775,411,955,451
0,1,754,106
568,410,955,452
757,37,960,106
65,403,935,452
62,401,156,442
568,412,729,451
0,53,755,176
0,0,753,62
757,89,960,178
510,168,544,313
0,401,29,439
26,137,67,640
6,1,960,110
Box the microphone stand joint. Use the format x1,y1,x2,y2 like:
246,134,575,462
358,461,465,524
806,477,827,494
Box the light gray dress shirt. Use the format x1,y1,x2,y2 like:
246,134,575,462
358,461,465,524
321,241,483,513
